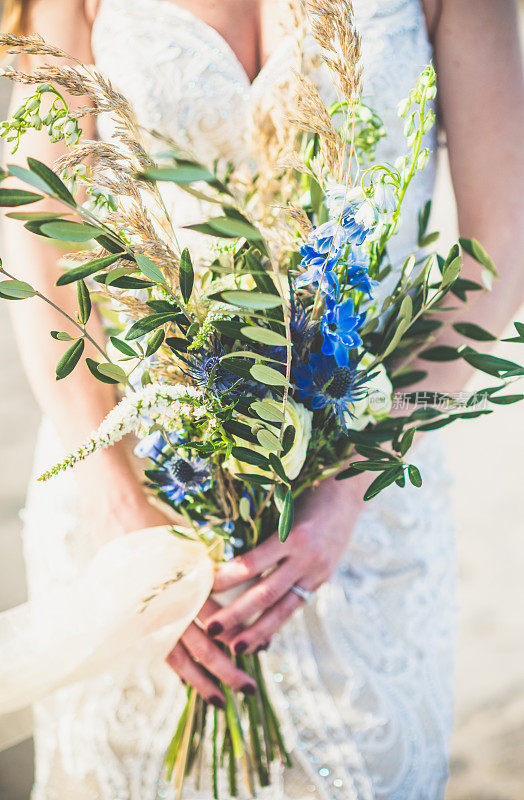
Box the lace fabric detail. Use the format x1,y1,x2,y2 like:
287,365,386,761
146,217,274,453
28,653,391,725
22,2,456,799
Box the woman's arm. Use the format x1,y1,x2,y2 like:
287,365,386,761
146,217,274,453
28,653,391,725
3,0,166,537
413,0,524,392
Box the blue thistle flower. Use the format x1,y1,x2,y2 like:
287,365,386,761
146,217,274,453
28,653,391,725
293,353,369,430
320,296,366,366
181,338,239,395
150,455,211,505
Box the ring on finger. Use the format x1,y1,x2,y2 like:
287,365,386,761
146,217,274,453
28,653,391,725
289,584,315,604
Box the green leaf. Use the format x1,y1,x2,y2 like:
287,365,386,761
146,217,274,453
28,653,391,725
399,427,416,457
211,319,247,340
250,364,289,387
417,200,431,244
282,425,295,455
165,336,189,352
77,279,91,324
179,247,194,303
459,346,521,377
187,216,263,241
278,490,294,543
125,313,178,340
145,329,165,357
8,159,75,206
86,357,121,384
134,253,166,286
363,468,401,501
223,419,258,444
56,253,122,286
250,400,286,424
0,279,37,299
109,336,138,358
459,237,498,276
95,274,155,290
241,326,290,347
408,464,422,487
256,428,282,453
27,157,76,204
56,339,84,380
399,294,413,322
140,164,216,184
50,330,74,341
441,255,462,287
391,369,428,389
231,446,270,469
0,188,43,206
382,316,411,358
6,211,65,221
96,362,128,383
236,472,276,486
420,345,460,361
489,394,524,405
452,322,496,342
41,220,101,242
220,290,282,310
268,453,289,483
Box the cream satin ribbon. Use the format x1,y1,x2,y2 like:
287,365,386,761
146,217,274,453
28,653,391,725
0,526,214,752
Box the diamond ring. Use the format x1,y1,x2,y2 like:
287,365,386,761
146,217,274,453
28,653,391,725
290,584,314,604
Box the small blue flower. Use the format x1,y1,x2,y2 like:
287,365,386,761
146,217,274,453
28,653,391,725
320,296,366,366
150,455,211,505
181,338,239,395
307,219,345,254
293,353,369,429
295,242,340,298
325,185,376,247
134,429,186,460
343,247,377,297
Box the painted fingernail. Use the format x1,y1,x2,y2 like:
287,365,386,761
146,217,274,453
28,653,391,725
209,695,225,709
241,683,256,697
234,640,248,654
207,621,223,638
256,641,271,653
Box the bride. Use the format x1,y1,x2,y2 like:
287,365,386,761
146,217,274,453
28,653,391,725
2,1,523,798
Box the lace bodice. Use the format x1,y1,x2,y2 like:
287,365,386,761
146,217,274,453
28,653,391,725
92,0,437,275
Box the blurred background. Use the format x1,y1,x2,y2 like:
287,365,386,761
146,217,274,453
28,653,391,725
0,5,523,800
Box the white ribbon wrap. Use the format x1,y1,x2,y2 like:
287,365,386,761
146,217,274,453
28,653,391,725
0,526,214,752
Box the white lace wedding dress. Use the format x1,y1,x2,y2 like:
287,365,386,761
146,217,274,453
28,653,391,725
21,1,457,798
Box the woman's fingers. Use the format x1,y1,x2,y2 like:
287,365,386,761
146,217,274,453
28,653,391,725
165,640,226,708
206,560,301,638
182,622,257,695
229,578,318,655
213,532,288,593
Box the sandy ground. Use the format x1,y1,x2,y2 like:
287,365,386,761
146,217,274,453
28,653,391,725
0,28,524,800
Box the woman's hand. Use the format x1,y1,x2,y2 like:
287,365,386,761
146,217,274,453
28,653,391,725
204,475,368,656
165,598,257,708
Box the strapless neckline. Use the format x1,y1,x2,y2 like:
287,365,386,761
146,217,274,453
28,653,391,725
101,0,291,90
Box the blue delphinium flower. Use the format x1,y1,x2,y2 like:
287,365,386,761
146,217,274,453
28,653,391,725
181,338,238,395
343,247,377,297
320,296,366,366
134,429,185,460
325,184,376,247
293,353,369,429
151,455,211,505
295,242,340,298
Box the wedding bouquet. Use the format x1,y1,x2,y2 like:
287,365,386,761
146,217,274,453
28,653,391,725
0,2,523,797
